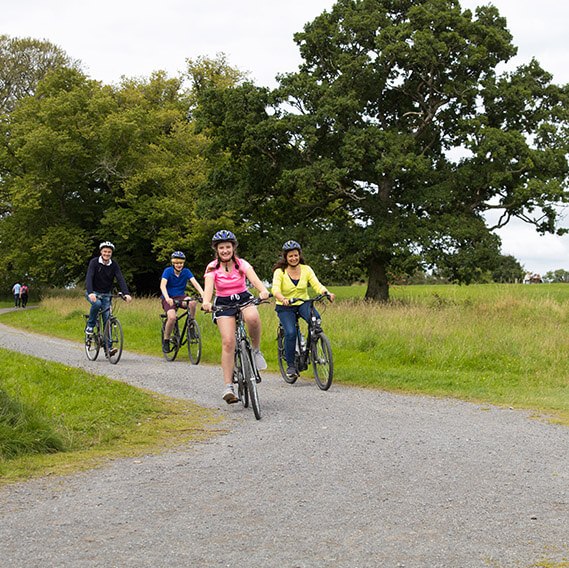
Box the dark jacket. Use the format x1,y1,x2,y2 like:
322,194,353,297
85,257,130,295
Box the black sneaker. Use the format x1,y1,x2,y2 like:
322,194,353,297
286,365,299,378
162,339,170,353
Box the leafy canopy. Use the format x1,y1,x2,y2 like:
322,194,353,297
195,0,568,300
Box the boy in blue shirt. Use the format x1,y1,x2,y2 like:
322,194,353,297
160,251,205,353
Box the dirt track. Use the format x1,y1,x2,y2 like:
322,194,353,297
1,313,568,567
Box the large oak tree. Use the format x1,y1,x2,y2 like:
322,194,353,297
270,0,569,300
192,0,568,299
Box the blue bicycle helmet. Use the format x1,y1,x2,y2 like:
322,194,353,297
211,230,237,247
282,240,301,252
99,241,115,250
171,251,186,259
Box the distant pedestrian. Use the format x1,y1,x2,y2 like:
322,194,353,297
12,283,21,307
19,284,29,308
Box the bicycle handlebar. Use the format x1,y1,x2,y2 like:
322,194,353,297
172,296,202,308
208,294,272,314
94,292,127,301
286,293,331,304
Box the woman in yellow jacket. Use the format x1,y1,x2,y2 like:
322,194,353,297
272,240,335,378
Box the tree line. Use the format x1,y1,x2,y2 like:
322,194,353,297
1,0,568,300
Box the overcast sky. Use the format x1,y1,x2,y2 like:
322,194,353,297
4,0,569,274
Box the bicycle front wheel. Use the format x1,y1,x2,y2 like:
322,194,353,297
234,351,248,408
162,319,180,362
312,333,333,390
277,326,297,384
187,319,202,365
241,341,261,420
105,318,124,364
85,325,100,361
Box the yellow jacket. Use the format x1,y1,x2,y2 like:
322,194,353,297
272,264,327,306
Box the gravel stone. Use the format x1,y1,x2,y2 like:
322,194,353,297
1,314,568,567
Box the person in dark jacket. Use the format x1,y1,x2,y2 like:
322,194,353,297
85,241,132,340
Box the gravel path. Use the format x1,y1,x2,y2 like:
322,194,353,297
1,312,568,567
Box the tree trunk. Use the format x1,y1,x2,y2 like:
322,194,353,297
365,256,390,302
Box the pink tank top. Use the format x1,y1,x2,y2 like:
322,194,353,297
205,258,251,297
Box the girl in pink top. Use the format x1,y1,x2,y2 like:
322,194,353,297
202,230,270,404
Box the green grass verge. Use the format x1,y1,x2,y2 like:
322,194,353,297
0,348,223,484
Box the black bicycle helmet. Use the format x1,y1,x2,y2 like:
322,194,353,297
171,251,186,259
99,241,115,250
282,240,301,252
211,230,237,248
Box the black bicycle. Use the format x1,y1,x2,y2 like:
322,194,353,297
212,297,269,420
160,297,202,364
84,293,125,364
276,293,334,390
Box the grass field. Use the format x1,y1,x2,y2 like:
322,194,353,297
2,283,569,427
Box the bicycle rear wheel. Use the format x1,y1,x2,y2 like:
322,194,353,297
241,341,261,420
105,318,124,364
162,319,180,362
187,319,202,365
312,333,333,390
85,324,100,361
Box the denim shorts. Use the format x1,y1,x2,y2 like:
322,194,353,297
213,291,253,323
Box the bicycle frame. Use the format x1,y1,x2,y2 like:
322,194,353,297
234,307,255,367
171,299,193,348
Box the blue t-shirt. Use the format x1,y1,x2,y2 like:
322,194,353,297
161,266,194,297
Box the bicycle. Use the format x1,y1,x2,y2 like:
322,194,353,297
276,293,334,390
160,297,202,364
84,293,126,364
211,296,270,420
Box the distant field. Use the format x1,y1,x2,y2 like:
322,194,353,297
2,283,569,425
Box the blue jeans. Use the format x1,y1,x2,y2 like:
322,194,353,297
86,293,112,331
276,303,320,367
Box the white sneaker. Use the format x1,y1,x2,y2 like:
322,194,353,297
222,385,239,404
254,349,267,370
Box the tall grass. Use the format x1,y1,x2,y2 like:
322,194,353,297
2,284,569,424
